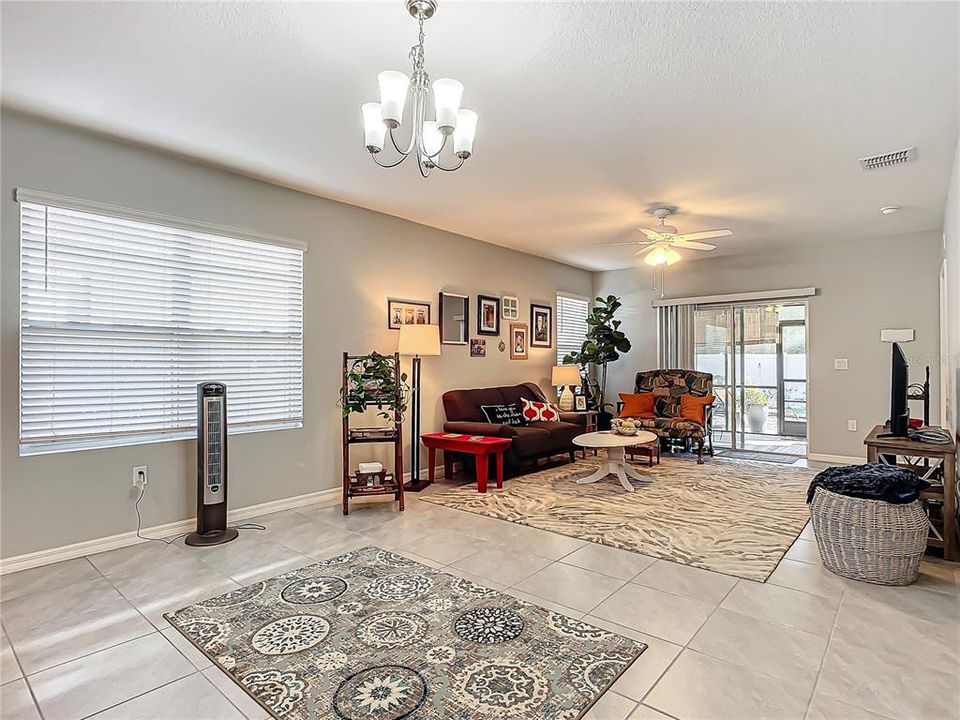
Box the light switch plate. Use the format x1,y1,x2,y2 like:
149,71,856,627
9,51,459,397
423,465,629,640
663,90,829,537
848,420,858,432
834,359,849,370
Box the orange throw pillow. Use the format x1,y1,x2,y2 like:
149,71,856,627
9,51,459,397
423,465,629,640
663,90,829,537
619,392,655,418
679,394,715,423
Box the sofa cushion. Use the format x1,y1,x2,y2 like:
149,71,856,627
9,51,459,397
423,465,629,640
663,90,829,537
508,425,554,457
500,383,544,406
528,420,582,447
443,387,507,423
635,369,713,419
633,416,705,439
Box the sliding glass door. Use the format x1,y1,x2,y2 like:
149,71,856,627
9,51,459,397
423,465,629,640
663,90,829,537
694,302,807,455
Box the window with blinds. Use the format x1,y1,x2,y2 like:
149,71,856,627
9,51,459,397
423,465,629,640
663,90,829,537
18,192,305,456
556,293,590,365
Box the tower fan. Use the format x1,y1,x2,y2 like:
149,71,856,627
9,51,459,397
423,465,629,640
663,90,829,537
185,382,238,546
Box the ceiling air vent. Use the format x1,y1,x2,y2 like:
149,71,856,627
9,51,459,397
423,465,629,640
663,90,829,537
858,147,915,171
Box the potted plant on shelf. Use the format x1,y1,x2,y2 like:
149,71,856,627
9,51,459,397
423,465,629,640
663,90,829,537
339,352,409,421
562,295,632,430
744,387,772,433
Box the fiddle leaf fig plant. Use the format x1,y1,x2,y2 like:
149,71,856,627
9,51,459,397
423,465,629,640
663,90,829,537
563,295,632,412
339,352,409,422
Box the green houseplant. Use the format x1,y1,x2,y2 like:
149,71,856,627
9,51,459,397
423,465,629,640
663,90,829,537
563,295,632,428
339,352,409,421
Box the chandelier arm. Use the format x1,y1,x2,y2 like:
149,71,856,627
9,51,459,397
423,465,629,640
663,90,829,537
371,153,408,169
388,126,415,157
416,153,432,178
432,156,465,172
420,132,449,161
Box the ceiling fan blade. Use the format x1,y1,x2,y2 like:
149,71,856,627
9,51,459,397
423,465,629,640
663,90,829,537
599,241,644,247
675,229,732,242
673,240,717,251
638,227,664,241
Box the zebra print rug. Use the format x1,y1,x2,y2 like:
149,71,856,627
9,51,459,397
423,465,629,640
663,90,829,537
421,457,815,582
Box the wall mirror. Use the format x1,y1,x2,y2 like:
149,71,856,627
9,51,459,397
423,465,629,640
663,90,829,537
439,292,469,345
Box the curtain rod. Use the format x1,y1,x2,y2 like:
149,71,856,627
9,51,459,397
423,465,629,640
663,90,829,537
651,287,817,308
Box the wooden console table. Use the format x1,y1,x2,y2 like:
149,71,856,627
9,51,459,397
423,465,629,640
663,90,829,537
864,425,957,561
421,433,512,493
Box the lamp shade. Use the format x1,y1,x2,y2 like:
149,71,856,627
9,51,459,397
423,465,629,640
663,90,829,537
378,70,410,128
453,109,478,158
552,365,582,386
398,324,441,356
361,103,386,152
432,78,463,134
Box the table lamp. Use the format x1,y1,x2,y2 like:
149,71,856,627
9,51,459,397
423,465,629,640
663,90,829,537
398,324,441,490
552,364,582,411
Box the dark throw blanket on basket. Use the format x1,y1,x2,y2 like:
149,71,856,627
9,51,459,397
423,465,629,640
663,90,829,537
807,463,930,504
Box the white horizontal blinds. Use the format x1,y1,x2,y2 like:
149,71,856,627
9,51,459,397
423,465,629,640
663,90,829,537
19,200,304,452
556,294,590,365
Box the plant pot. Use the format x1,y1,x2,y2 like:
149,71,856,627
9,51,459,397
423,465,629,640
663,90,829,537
747,404,768,433
597,410,614,431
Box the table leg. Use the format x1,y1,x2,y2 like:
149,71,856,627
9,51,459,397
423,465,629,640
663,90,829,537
496,450,504,489
576,462,612,485
443,452,454,481
944,452,957,562
428,447,437,484
476,453,489,494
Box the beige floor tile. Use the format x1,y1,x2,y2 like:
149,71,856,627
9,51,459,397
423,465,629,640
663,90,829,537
452,546,553,586
842,578,960,626
513,562,625,613
188,535,313,585
0,679,41,720
633,560,738,605
309,535,381,561
397,529,493,565
203,666,271,720
1,628,22,683
561,543,657,580
440,565,508,590
355,522,430,550
496,523,588,560
784,537,821,564
914,559,960,595
29,633,194,720
591,583,713,645
89,673,246,719
767,558,848,602
689,607,828,684
162,626,213,670
799,522,814,540
645,649,810,720
817,633,960,720
628,705,674,720
720,579,839,636
387,548,446,568
583,617,683,702
0,558,101,602
3,576,155,674
502,588,584,618
583,690,637,720
266,519,363,557
805,693,896,720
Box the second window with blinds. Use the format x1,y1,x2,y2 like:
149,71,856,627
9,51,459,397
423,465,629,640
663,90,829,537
556,293,590,365
18,192,305,456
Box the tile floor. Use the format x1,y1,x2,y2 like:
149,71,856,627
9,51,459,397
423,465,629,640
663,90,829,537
1,479,958,720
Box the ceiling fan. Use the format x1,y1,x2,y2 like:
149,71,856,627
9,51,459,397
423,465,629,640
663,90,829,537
604,208,733,266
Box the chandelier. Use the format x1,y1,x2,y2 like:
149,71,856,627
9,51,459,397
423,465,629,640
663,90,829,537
361,0,478,178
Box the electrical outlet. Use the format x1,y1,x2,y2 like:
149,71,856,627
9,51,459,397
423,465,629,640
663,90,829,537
834,359,849,370
848,420,858,432
132,465,148,487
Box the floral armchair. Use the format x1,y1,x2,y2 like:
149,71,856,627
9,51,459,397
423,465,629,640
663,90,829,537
622,369,715,463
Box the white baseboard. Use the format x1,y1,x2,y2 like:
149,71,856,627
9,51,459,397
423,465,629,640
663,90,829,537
0,487,341,576
807,453,864,465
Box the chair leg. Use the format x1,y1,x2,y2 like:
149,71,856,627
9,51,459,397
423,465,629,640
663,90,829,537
696,438,704,464
569,450,576,463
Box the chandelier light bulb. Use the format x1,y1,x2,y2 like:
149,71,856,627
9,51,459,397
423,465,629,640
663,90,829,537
361,103,387,153
644,247,669,266
432,78,463,134
378,70,410,128
453,109,478,158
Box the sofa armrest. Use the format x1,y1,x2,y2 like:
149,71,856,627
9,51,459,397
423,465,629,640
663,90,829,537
443,421,517,438
559,412,588,427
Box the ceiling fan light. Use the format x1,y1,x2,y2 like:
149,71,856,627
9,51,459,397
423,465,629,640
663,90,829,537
432,78,464,134
454,109,478,158
361,103,386,153
644,247,669,266
665,248,682,265
378,70,410,128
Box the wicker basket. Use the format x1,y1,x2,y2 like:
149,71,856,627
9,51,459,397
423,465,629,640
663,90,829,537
809,487,928,586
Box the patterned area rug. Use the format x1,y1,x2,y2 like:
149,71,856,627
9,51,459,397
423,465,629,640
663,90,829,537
715,449,801,465
422,457,814,581
166,546,645,720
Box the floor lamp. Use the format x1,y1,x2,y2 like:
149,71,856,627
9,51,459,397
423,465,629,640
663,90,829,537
398,324,441,490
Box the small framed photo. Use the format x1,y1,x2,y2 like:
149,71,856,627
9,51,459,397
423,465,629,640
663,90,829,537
477,295,500,336
502,295,520,321
574,395,588,412
509,323,528,360
530,303,553,348
470,338,486,358
387,297,431,330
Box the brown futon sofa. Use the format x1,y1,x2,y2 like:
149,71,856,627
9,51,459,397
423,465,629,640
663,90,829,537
442,382,587,472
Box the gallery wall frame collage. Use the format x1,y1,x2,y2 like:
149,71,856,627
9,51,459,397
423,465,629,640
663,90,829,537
387,293,553,360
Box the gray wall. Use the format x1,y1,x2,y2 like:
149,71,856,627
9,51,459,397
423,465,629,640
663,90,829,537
0,111,592,558
944,136,959,437
593,232,943,459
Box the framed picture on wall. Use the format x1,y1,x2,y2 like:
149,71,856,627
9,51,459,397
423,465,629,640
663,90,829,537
387,298,431,329
477,295,500,336
470,339,486,357
509,323,528,359
530,303,553,347
502,295,520,321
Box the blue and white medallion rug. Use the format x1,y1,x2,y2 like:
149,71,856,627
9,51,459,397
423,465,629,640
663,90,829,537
166,546,645,719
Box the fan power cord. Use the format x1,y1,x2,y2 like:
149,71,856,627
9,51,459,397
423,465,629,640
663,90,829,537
134,484,266,543
908,427,954,444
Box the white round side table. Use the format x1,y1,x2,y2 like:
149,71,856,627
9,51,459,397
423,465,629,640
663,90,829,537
572,430,658,492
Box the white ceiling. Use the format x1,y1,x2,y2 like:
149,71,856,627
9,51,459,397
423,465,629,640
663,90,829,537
2,1,958,271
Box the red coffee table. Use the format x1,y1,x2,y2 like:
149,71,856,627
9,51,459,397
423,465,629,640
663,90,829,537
420,433,512,493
